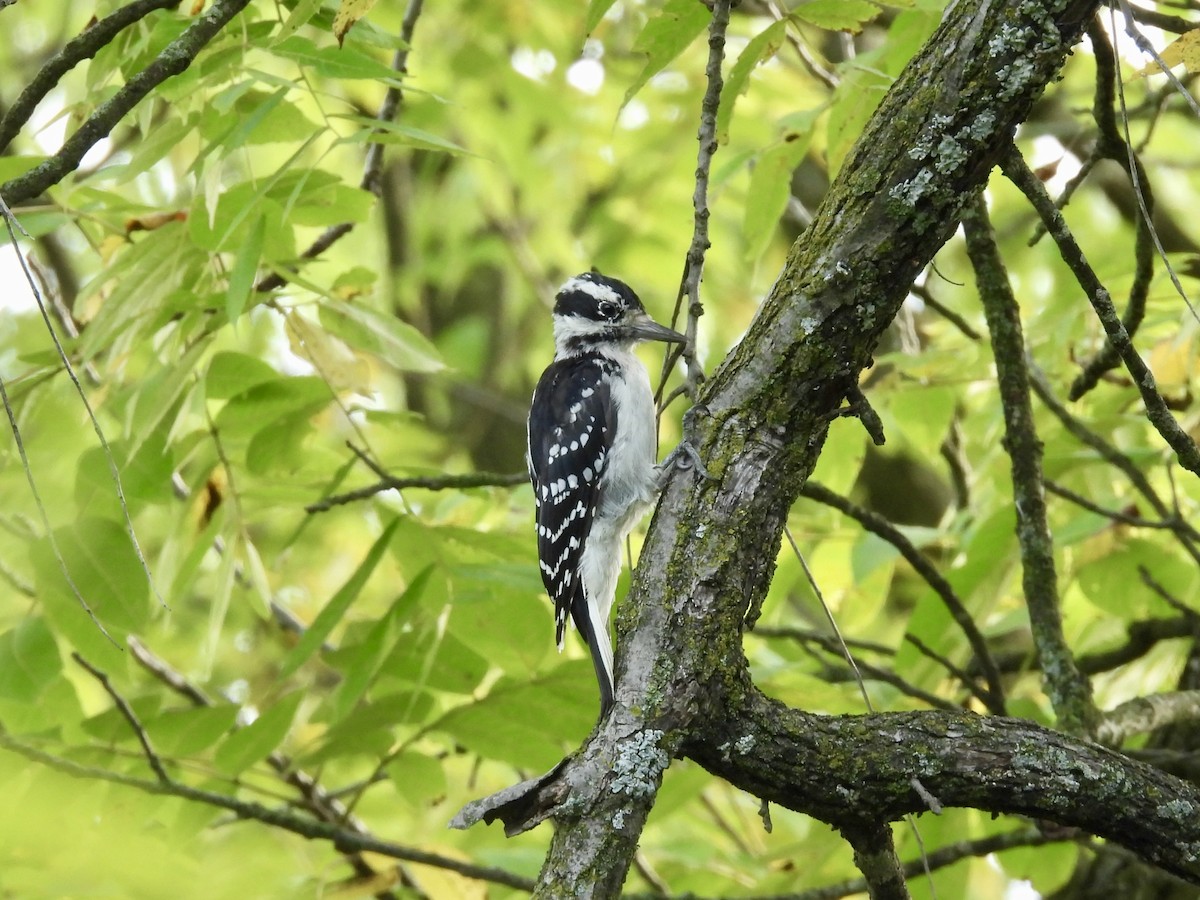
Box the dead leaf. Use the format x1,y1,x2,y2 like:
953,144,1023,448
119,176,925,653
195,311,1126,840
332,0,379,47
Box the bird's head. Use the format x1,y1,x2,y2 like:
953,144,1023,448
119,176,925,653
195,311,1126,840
552,271,685,356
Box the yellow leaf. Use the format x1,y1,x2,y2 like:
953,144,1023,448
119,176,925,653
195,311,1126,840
98,235,127,264
285,311,374,394
332,0,379,47
1136,29,1200,76
1147,320,1199,389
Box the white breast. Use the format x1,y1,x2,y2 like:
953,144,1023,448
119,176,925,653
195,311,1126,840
596,347,659,525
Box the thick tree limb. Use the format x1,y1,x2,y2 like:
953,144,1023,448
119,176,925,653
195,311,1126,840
457,1,1200,894
1098,690,1200,745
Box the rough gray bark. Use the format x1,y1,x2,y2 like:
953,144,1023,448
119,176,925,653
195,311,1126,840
454,0,1200,894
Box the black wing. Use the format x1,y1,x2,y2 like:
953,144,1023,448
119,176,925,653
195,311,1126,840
526,353,616,647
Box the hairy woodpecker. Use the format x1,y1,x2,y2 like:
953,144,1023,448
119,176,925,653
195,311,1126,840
526,272,685,713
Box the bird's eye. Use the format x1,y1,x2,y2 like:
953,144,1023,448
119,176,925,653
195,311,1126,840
597,300,619,319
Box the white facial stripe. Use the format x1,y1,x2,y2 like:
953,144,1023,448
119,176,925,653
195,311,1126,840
552,313,616,352
561,276,623,305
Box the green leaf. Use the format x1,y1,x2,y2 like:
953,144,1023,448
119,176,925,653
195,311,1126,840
382,629,489,695
279,518,402,678
325,566,435,722
274,0,326,44
1077,538,1198,617
205,352,279,400
0,155,48,182
717,19,789,144
436,663,597,768
225,214,265,326
270,36,404,82
245,412,314,475
145,705,240,756
0,619,62,703
795,0,881,32
622,0,711,108
387,751,447,808
744,134,813,260
584,0,618,35
203,87,319,149
32,518,152,650
214,692,304,775
826,66,891,175
319,300,444,372
336,116,471,155
301,692,434,765
213,376,331,437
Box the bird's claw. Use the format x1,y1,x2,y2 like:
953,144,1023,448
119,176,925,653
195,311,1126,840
659,438,714,484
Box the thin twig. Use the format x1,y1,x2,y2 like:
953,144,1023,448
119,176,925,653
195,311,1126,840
1109,6,1198,329
658,0,729,407
1078,616,1197,675
255,0,425,293
1001,147,1200,477
306,471,526,514
1,195,165,609
774,627,961,712
0,375,114,641
962,191,1096,736
1046,480,1199,537
0,731,535,892
127,636,412,898
72,652,169,783
1069,18,1155,399
781,827,1058,900
799,481,1006,714
909,283,981,341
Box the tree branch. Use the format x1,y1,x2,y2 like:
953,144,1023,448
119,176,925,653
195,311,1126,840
255,0,425,293
0,0,180,153
962,191,1097,735
839,821,910,900
790,826,1057,900
1,0,253,204
306,470,526,514
459,1,1147,892
72,652,170,783
1098,690,1200,745
1000,147,1200,477
0,731,535,892
695,694,1200,884
799,480,1005,714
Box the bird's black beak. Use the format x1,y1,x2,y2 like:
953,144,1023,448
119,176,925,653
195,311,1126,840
624,312,686,344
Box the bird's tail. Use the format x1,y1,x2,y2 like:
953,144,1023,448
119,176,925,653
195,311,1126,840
571,591,615,714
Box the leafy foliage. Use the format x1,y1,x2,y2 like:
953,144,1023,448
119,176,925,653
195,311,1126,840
0,0,1198,897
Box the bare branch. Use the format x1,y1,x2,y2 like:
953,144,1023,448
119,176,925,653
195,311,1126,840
1001,147,1200,477
0,0,254,204
799,481,1005,714
0,0,179,153
0,731,535,892
255,0,426,293
72,652,169,783
306,470,526,514
962,191,1097,735
1099,690,1200,745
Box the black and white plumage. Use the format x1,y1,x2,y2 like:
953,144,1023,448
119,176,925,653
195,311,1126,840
527,272,685,713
